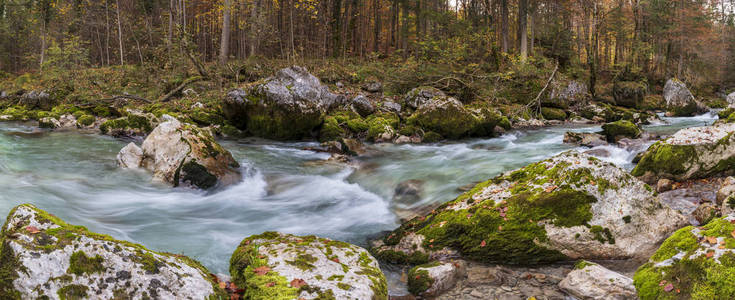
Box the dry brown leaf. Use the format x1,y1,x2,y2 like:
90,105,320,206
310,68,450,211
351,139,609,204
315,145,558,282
254,266,271,276
290,278,307,288
706,236,718,244
26,226,40,234
266,282,275,287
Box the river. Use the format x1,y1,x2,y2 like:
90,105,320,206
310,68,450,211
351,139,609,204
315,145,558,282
0,112,717,284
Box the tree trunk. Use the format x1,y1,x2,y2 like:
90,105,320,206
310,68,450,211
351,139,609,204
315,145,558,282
116,0,124,65
331,0,342,57
501,0,509,53
219,0,231,65
374,0,381,53
39,22,46,69
518,0,528,61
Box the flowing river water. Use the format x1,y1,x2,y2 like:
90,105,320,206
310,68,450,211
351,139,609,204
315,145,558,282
0,112,718,291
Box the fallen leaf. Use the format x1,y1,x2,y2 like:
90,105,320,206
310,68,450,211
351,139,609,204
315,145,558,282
706,236,718,244
253,266,271,276
664,283,674,292
26,226,40,234
331,257,340,263
218,281,227,289
429,239,434,243
439,221,447,227
498,226,503,231
230,294,241,300
266,282,275,287
706,251,715,258
544,185,558,192
480,240,486,247
731,229,735,239
290,278,307,288
659,280,667,286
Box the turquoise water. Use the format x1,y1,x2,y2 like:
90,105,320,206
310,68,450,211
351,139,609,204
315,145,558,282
0,112,717,278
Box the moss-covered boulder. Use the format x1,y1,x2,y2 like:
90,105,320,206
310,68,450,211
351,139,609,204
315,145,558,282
18,90,56,110
404,86,445,110
560,261,636,299
601,120,642,142
663,78,703,117
373,151,685,265
229,232,387,300
546,80,589,109
116,115,241,189
223,66,340,140
613,81,647,108
540,107,567,121
99,109,157,137
633,215,735,299
631,122,735,183
0,204,226,300
408,96,501,139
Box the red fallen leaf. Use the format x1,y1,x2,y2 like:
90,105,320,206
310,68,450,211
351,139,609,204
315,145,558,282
230,294,241,300
730,219,735,224
480,240,486,247
228,282,238,290
253,266,271,276
243,240,251,245
498,226,503,231
415,275,421,279
266,282,275,287
331,257,340,263
26,226,40,234
290,278,307,288
706,251,715,258
499,212,506,217
664,283,674,292
659,280,667,286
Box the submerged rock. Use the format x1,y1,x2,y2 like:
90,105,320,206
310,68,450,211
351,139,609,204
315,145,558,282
407,260,466,297
117,116,241,189
663,78,701,116
631,122,735,183
559,261,636,300
373,151,685,265
633,215,735,299
229,232,387,300
0,204,226,300
563,132,607,147
393,179,425,205
223,66,340,140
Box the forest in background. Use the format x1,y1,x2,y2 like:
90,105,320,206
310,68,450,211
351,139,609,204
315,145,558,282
0,0,734,100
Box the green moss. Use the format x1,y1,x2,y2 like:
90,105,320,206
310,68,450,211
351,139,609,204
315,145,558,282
346,118,369,132
407,266,434,296
632,142,698,178
634,217,735,299
408,97,478,139
366,114,397,141
99,114,153,135
0,106,30,121
286,253,317,271
372,249,429,265
336,282,352,290
76,115,95,126
67,251,105,275
229,241,298,300
422,131,443,143
540,107,567,121
0,239,22,299
179,160,218,189
319,116,344,142
590,225,615,244
498,116,511,130
601,120,641,141
623,215,632,224
574,260,595,270
718,108,735,120
57,284,87,300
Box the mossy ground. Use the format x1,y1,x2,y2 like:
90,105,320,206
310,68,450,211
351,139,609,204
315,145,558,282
634,217,735,299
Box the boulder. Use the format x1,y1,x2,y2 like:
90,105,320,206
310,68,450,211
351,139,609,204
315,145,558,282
601,120,641,142
364,81,383,93
663,79,702,116
632,122,735,183
222,66,340,140
633,215,735,299
408,96,501,139
116,142,144,169
546,80,589,108
100,110,158,137
727,92,735,108
692,202,719,225
381,101,402,114
351,95,375,117
657,178,674,193
38,117,60,129
540,107,567,121
117,116,241,189
407,260,467,297
563,132,607,147
373,151,686,265
341,138,367,156
718,177,735,215
229,232,387,300
613,81,647,108
404,86,445,110
559,261,636,300
0,204,226,299
18,90,55,110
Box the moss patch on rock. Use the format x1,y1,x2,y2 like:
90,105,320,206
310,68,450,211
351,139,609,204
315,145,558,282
634,216,735,299
540,107,567,121
601,120,641,141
